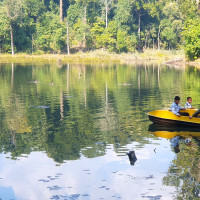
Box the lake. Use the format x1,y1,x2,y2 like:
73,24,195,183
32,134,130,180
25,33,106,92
0,62,200,200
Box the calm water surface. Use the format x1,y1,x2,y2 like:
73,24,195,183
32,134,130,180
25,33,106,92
0,63,200,200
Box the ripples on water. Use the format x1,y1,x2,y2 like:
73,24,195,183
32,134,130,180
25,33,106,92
0,63,200,199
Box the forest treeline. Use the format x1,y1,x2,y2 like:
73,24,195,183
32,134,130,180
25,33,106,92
0,0,200,60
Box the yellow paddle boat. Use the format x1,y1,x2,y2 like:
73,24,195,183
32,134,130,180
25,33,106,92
148,109,200,127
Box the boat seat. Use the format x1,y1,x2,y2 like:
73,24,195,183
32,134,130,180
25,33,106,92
180,112,189,116
168,110,189,116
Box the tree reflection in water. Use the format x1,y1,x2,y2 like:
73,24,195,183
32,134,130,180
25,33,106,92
149,124,200,199
1,63,200,198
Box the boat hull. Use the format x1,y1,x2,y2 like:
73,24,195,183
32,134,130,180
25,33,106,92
149,115,200,127
148,109,200,127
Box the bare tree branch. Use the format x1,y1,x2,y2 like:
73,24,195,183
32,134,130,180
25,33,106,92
7,11,18,20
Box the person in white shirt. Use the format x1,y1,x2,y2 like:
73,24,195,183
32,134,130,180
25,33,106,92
184,97,194,109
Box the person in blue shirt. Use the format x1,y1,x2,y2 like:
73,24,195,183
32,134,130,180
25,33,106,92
171,96,185,117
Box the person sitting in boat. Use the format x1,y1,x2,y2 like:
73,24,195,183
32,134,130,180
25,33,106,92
171,96,186,117
189,109,200,119
184,97,194,109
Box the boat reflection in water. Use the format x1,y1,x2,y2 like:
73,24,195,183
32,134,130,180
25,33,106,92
148,124,200,153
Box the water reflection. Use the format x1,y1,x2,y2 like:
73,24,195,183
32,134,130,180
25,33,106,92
149,124,200,138
149,123,200,199
1,62,200,199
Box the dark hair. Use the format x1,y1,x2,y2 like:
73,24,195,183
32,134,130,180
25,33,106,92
187,97,192,100
174,96,180,101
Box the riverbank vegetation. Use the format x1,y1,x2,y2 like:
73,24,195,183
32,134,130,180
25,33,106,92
0,0,199,61
0,49,184,64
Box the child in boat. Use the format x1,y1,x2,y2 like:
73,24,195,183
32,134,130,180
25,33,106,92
171,96,185,117
184,97,193,109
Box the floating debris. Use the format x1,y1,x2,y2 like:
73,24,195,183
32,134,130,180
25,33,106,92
35,106,50,109
64,96,73,98
127,151,137,166
118,83,132,86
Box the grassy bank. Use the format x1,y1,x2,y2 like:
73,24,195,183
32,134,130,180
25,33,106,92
0,49,185,64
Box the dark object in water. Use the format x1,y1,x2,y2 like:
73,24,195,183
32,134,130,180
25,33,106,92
127,151,137,166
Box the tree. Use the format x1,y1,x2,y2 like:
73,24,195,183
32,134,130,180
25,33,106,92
183,18,200,60
115,0,132,29
116,30,128,52
60,0,63,22
91,17,105,47
177,0,199,19
102,0,114,28
160,2,183,50
4,0,22,55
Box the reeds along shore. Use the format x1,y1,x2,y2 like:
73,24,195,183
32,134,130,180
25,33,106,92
0,49,185,65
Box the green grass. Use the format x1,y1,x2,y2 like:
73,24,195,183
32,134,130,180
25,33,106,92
0,49,185,64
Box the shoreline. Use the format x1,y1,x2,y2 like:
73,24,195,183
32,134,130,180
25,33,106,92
0,49,197,66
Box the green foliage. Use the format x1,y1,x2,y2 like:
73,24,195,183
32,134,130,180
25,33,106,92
160,2,183,49
98,21,117,52
117,30,128,53
126,33,138,52
35,12,67,53
0,3,10,53
91,17,105,48
67,3,83,26
72,18,91,47
115,0,133,28
177,0,198,19
0,0,198,56
183,19,200,60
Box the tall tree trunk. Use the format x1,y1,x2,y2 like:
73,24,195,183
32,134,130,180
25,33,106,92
66,22,70,55
105,0,108,28
10,24,14,55
60,0,63,22
84,4,87,24
138,10,141,52
158,25,160,50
